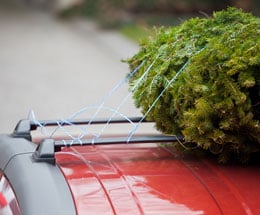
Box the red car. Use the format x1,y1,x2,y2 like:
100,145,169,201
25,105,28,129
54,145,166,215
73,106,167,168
0,117,260,214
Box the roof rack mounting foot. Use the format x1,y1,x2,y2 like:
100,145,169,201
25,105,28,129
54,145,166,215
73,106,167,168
32,139,56,165
12,119,37,141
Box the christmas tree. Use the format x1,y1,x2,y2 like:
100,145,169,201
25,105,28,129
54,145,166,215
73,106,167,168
126,7,260,163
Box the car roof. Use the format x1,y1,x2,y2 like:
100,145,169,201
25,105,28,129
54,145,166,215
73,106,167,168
2,118,260,215
56,143,260,215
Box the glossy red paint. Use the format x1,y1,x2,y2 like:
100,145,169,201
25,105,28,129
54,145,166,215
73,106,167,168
56,143,260,215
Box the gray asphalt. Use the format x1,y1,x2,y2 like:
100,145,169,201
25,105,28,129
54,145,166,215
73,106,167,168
0,4,143,133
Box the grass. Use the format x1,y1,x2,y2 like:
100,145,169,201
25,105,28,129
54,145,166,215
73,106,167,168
117,14,194,43
118,23,154,43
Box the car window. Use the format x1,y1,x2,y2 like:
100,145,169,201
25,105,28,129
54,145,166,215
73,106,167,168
0,172,21,215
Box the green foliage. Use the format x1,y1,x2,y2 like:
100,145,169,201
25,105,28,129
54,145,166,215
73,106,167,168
125,7,260,163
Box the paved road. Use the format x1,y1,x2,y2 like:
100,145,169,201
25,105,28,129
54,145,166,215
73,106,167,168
0,3,142,133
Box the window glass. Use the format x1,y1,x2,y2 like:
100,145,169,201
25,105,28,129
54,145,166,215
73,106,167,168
0,172,21,215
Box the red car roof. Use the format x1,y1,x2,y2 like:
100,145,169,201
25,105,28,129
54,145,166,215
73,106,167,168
56,143,260,215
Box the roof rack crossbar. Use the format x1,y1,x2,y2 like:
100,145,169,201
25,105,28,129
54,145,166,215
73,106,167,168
54,135,184,151
12,117,149,140
34,135,184,164
33,116,147,128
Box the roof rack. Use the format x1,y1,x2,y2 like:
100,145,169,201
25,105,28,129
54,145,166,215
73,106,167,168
12,117,184,165
12,117,147,141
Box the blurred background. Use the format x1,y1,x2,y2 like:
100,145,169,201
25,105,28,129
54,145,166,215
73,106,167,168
0,0,259,133
57,0,260,36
